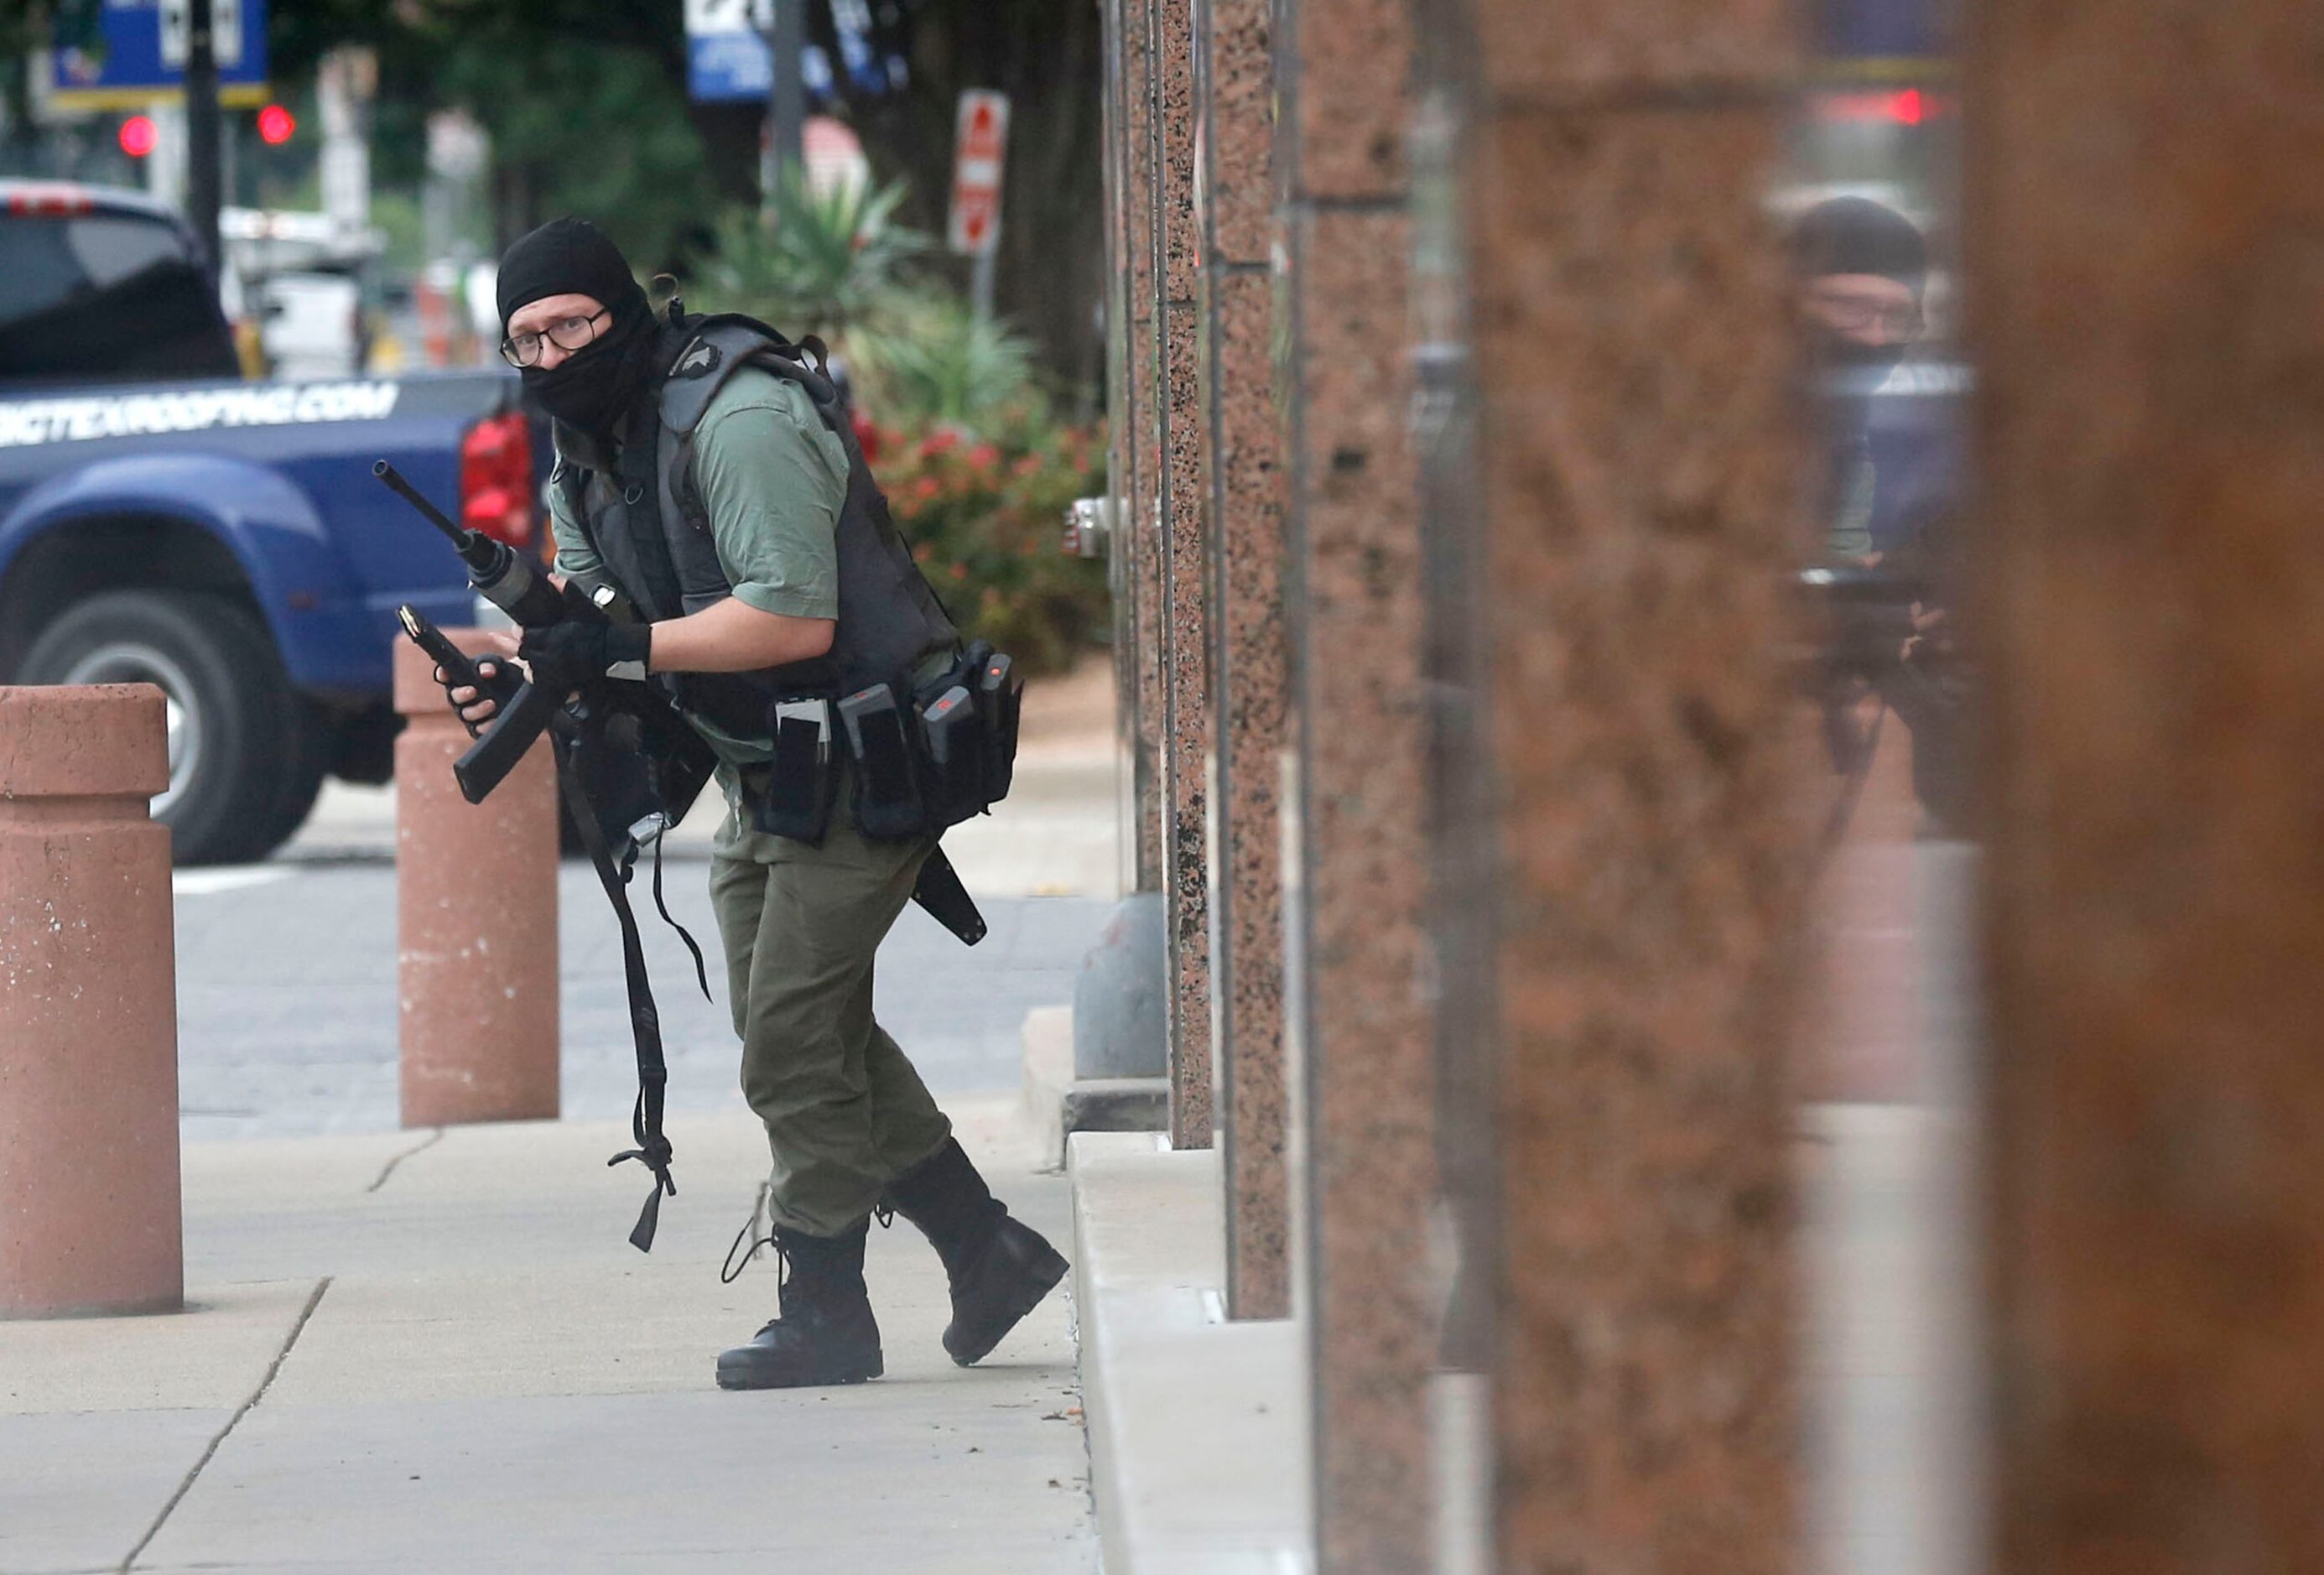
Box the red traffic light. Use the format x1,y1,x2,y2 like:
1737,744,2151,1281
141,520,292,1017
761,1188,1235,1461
257,104,296,145
119,115,159,159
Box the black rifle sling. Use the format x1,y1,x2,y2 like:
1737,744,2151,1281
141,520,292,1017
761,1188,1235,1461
554,726,678,1251
650,829,711,1000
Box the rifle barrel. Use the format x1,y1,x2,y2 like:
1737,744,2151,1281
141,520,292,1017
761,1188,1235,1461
372,460,473,549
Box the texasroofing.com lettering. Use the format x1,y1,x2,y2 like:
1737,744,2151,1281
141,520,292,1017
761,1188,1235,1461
0,382,403,447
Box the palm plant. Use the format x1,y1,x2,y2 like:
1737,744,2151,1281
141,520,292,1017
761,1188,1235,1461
845,290,1044,432
692,164,927,341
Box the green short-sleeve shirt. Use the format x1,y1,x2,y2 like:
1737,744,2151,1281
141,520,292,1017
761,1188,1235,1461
546,366,850,771
547,366,849,616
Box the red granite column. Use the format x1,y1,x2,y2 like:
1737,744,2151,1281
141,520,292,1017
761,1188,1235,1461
1279,0,1434,1563
1458,0,1812,1567
1100,0,1143,895
1198,0,1290,1317
1156,0,1217,1150
1969,4,2324,1567
1120,0,1166,894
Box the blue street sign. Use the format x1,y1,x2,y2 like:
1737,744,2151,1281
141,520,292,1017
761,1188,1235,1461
688,29,773,103
682,0,892,104
49,0,271,110
1819,0,1947,60
684,29,839,104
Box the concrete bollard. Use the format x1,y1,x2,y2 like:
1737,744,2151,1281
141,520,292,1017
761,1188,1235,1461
0,684,180,1318
1073,891,1168,1079
393,632,559,1127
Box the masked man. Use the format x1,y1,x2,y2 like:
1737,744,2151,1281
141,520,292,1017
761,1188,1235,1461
1791,195,1929,562
452,216,1066,1390
1791,195,1968,829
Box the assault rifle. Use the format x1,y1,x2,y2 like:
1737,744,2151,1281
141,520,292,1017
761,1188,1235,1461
1794,559,1968,850
376,460,631,803
379,460,712,1254
374,457,566,625
1796,562,1925,686
372,459,985,942
393,602,563,803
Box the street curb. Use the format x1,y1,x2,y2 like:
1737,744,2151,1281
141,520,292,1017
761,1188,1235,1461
1023,1006,1167,1168
1068,1131,1308,1572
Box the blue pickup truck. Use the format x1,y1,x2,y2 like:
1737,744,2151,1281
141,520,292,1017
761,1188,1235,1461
0,180,539,864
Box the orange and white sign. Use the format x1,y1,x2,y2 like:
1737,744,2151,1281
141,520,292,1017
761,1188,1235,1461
947,90,1010,257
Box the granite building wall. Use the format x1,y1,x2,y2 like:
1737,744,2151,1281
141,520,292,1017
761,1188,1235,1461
1197,0,1293,1318
1273,0,1441,1562
1969,1,2324,1565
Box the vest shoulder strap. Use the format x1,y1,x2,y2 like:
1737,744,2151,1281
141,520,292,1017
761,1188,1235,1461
658,316,840,439
658,318,847,540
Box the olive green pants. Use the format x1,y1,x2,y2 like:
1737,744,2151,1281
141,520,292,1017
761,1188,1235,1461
707,785,952,1237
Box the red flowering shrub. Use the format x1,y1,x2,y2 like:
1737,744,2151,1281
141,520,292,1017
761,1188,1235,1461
871,414,1110,675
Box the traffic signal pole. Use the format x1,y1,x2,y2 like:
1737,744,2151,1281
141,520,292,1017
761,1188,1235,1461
759,0,805,216
184,0,222,271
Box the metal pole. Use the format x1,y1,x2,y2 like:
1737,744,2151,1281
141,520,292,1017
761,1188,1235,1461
184,0,222,271
759,0,806,215
970,247,997,320
221,113,237,209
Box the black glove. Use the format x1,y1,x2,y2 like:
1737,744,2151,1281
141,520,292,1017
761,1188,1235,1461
517,621,652,697
431,657,513,738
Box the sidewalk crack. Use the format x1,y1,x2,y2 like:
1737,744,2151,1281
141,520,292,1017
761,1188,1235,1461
367,1128,445,1193
118,1276,332,1572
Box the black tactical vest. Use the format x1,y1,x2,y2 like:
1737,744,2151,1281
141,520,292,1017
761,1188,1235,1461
555,314,959,741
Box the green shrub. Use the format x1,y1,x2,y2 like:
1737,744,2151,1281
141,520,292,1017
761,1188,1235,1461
870,414,1110,677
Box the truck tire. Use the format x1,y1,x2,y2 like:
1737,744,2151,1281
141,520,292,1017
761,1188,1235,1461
18,590,321,865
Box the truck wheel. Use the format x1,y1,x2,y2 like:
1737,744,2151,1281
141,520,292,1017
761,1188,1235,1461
19,590,318,865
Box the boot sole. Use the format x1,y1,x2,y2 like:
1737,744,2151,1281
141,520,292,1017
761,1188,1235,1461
946,1242,1069,1367
715,1351,884,1391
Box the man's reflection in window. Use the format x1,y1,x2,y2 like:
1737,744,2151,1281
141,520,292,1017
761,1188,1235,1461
1793,196,1928,562
1793,197,1968,836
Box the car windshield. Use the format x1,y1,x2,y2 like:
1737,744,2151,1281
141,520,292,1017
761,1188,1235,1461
0,209,240,383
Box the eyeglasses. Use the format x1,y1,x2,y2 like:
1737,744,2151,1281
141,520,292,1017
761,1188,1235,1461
500,309,609,368
1806,290,1923,337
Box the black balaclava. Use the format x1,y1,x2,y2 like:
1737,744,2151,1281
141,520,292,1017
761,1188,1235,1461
496,216,658,438
1790,196,1927,381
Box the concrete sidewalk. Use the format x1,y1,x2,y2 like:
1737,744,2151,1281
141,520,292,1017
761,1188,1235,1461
169,868,1106,1146
0,1096,1094,1574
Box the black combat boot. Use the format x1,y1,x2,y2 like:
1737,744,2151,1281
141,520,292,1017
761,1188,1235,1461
715,1219,884,1390
884,1137,1069,1366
